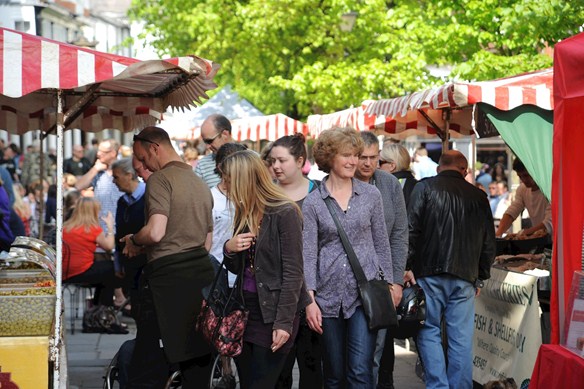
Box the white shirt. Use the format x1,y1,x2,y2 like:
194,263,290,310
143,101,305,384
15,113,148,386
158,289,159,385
210,186,237,287
413,156,438,180
504,183,552,233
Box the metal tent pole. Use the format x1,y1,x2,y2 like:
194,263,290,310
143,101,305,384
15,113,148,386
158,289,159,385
50,89,65,388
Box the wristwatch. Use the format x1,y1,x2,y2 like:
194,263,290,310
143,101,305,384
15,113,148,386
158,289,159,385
475,279,485,289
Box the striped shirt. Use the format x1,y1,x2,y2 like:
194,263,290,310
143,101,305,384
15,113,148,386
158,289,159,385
194,154,220,188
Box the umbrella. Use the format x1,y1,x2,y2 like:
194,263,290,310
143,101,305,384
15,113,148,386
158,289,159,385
0,27,219,386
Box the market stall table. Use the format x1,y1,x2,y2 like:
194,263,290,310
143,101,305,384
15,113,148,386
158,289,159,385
529,344,584,388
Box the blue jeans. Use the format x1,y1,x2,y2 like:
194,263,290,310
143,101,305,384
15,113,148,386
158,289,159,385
417,275,475,389
321,306,377,389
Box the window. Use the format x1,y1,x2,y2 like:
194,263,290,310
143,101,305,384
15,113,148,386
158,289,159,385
14,21,31,33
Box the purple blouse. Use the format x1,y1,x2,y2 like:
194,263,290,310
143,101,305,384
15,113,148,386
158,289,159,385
302,177,392,319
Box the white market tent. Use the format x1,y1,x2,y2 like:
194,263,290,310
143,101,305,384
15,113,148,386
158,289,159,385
158,84,263,140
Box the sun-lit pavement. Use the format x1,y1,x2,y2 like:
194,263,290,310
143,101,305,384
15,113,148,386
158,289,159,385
64,292,425,388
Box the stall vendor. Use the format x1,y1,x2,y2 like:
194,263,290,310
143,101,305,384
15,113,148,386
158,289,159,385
495,158,552,238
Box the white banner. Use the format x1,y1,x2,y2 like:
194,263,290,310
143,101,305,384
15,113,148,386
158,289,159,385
472,267,542,387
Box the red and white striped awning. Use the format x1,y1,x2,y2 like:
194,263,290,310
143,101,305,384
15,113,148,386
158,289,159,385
231,113,308,142
360,68,553,137
307,105,382,136
0,27,219,134
307,102,472,139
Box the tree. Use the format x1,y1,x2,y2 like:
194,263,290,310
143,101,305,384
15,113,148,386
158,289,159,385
128,0,584,118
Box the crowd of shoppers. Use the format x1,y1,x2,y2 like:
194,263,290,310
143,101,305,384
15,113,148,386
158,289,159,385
7,113,554,389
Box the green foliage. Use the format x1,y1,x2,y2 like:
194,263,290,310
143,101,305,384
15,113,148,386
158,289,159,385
129,0,584,118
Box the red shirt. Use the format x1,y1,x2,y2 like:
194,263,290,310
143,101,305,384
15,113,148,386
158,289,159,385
63,225,102,279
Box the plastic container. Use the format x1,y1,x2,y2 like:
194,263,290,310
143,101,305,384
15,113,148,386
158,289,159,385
11,236,56,264
0,286,56,336
3,248,56,278
0,270,53,285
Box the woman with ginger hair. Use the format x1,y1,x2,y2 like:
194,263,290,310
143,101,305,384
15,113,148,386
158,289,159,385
302,127,392,388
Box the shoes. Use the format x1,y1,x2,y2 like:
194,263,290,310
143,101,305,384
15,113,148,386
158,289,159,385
214,374,236,389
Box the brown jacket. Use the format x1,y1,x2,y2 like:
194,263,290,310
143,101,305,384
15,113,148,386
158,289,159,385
224,203,311,335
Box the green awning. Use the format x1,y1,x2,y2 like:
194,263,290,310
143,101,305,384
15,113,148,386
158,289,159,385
478,103,553,200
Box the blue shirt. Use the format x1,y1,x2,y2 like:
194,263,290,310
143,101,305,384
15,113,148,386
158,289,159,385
123,182,146,205
302,177,392,319
91,171,124,250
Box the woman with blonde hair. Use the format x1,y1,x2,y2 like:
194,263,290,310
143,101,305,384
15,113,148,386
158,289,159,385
221,150,310,388
380,143,418,207
303,127,392,388
62,198,123,332
376,142,418,388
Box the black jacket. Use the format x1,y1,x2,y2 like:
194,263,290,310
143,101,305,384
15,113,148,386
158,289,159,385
392,170,418,208
407,170,495,283
224,203,311,335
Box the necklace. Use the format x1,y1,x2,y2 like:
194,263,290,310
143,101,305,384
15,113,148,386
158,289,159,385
217,183,228,197
248,219,262,273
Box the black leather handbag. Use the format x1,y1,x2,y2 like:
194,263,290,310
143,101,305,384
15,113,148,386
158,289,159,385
324,197,398,331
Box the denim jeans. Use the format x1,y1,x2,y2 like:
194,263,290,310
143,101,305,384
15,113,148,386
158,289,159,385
321,306,378,389
372,328,386,382
417,275,475,389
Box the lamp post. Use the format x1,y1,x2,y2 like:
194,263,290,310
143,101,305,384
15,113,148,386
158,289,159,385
340,11,358,32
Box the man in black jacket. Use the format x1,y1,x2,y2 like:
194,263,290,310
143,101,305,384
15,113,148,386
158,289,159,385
406,150,495,389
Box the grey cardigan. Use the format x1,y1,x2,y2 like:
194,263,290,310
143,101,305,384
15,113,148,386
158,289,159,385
371,170,409,285
223,203,311,335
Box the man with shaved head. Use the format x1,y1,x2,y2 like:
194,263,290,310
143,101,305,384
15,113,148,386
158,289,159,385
64,144,92,176
196,113,234,188
406,150,495,389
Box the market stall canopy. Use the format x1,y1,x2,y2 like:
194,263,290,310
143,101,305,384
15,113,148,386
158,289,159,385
0,27,220,134
158,85,263,140
307,105,468,140
231,113,308,142
551,31,584,344
363,68,554,198
363,67,553,137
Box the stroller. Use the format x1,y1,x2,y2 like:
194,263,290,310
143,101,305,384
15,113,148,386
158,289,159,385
103,339,239,388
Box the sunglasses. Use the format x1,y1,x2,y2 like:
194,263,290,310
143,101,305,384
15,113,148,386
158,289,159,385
133,134,159,147
202,132,221,145
379,159,390,166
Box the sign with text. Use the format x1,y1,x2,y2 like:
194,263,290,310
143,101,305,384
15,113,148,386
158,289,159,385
472,267,541,387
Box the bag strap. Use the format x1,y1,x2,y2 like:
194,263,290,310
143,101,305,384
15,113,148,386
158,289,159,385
205,255,246,314
323,196,369,285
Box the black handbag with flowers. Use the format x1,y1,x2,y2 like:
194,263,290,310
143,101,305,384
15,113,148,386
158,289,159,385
196,260,248,357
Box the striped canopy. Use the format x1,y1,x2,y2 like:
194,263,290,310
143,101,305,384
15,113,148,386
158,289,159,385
0,27,219,133
308,106,377,135
230,113,308,142
360,68,553,138
308,68,553,138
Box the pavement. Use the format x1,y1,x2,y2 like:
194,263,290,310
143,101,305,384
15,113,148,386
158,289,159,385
64,292,426,388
